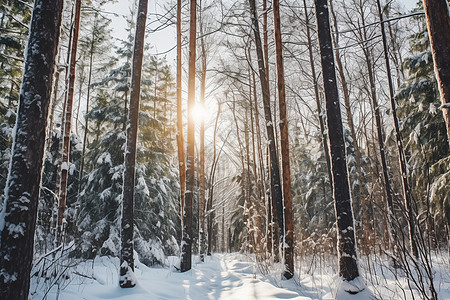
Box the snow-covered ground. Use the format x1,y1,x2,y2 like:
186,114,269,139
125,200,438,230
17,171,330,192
30,252,450,299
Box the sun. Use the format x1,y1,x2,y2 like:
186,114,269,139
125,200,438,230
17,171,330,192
191,103,208,122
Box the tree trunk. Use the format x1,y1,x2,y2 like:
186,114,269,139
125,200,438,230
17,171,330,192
181,0,197,273
57,0,82,245
0,1,63,298
377,0,418,258
329,0,369,253
199,0,207,261
314,0,360,283
248,0,284,257
120,0,148,288
423,0,450,145
261,7,279,255
303,0,333,190
273,0,294,279
176,0,186,237
54,4,74,204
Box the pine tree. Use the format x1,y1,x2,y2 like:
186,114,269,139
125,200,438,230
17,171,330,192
396,7,450,243
0,0,32,207
77,25,133,257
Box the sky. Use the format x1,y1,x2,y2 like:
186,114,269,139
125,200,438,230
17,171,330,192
104,0,420,65
104,1,178,65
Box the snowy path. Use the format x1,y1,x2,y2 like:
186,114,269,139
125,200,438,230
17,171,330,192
32,254,313,299
31,253,449,299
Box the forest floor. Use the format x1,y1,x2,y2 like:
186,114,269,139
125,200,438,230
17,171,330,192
30,252,450,299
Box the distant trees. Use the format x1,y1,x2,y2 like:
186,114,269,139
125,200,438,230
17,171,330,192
0,0,64,298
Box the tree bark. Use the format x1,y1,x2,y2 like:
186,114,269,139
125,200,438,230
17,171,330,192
423,0,450,145
199,0,207,261
273,0,294,279
181,0,197,273
57,0,81,245
329,0,369,253
314,0,360,283
0,0,63,298
248,0,284,258
176,0,186,238
120,0,148,288
303,0,333,189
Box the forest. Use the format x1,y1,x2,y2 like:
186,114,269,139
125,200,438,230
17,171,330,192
0,0,449,299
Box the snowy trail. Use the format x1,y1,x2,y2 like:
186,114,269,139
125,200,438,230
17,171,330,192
31,253,311,299
31,253,450,299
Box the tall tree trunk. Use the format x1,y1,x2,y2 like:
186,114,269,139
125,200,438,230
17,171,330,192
120,0,148,288
262,0,275,258
54,3,74,207
0,0,63,298
303,0,333,189
377,0,418,258
57,0,82,245
422,0,450,145
176,0,186,236
248,0,284,258
181,0,197,273
314,0,360,284
199,0,207,261
329,0,369,253
273,0,294,279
